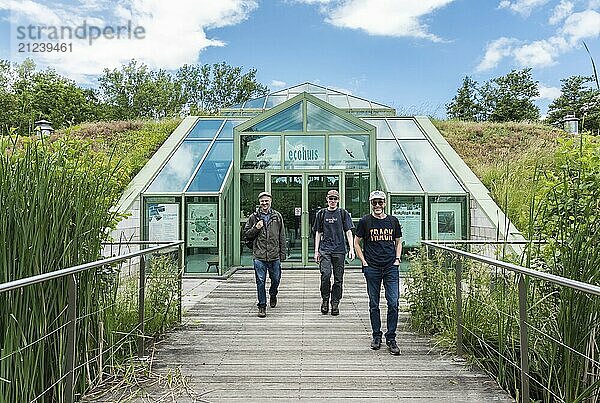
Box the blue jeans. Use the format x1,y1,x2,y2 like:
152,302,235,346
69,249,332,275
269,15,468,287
254,259,281,307
363,265,400,342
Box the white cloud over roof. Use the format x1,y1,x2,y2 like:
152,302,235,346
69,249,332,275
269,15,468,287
305,0,454,42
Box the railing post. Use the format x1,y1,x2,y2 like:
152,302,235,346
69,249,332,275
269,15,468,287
455,257,463,356
137,254,146,358
517,274,530,403
178,244,183,323
64,274,78,403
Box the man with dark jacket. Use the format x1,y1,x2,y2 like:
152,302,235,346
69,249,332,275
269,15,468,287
243,191,287,318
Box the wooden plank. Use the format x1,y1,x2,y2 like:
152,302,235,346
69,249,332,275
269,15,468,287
123,269,514,402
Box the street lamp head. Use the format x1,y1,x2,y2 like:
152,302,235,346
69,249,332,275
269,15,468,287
34,120,55,136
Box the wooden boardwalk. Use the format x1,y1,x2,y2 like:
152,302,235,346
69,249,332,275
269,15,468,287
142,269,513,402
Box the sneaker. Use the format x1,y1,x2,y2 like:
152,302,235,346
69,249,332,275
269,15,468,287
270,295,277,308
370,337,381,350
321,299,329,314
257,306,266,318
331,301,339,316
387,340,400,355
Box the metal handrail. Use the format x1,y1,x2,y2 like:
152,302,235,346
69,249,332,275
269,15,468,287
422,241,600,296
0,240,184,403
0,241,183,294
421,240,600,403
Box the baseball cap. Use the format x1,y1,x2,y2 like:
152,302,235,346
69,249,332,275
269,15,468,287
258,191,272,199
368,190,386,201
326,189,339,197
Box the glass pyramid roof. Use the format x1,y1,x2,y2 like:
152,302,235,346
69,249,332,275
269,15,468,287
223,82,395,116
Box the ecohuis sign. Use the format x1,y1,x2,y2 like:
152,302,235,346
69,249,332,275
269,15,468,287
288,146,319,161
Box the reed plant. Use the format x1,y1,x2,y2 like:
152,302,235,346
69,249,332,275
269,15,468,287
0,134,181,402
406,134,600,402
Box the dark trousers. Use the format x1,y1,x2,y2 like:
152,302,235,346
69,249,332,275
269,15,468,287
319,253,345,303
363,265,400,342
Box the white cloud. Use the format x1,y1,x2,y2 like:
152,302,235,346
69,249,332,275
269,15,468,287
478,5,600,71
476,37,520,71
589,0,600,9
1,0,258,81
271,80,287,88
549,0,574,25
560,10,600,43
498,0,550,16
536,84,561,100
315,0,454,42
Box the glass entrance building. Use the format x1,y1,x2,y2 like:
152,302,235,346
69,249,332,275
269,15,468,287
115,83,522,275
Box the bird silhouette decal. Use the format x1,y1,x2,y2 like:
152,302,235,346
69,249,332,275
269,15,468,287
256,148,267,157
345,148,355,158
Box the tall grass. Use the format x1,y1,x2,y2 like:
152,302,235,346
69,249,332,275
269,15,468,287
406,134,600,401
0,134,181,401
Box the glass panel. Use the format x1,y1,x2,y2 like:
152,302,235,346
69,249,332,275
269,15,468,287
327,94,350,108
228,101,244,109
307,84,327,93
348,96,371,108
377,140,422,192
217,119,244,139
345,173,370,219
187,142,233,192
186,119,224,139
185,196,219,273
329,135,369,169
271,175,302,261
264,94,288,109
429,196,467,241
240,173,265,218
390,195,424,248
371,100,393,109
241,135,281,169
243,97,266,109
365,119,393,139
243,102,302,132
284,135,325,169
307,175,340,257
306,101,365,132
387,119,425,139
147,141,210,192
400,141,463,192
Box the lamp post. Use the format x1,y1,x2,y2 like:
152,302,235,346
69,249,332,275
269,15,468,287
562,114,579,135
34,119,55,136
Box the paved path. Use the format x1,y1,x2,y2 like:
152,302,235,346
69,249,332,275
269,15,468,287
145,269,513,402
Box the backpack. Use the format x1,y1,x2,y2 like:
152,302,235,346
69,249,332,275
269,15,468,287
243,211,259,250
311,208,351,240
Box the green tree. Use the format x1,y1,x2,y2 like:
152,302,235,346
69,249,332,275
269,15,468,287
480,68,540,122
546,75,600,133
0,59,99,135
176,62,268,114
446,76,481,121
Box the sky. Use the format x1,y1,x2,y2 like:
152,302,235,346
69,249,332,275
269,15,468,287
1,0,599,117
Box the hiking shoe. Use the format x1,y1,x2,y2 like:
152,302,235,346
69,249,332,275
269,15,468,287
321,299,329,314
370,337,381,350
270,295,277,308
387,340,400,355
331,301,339,316
257,306,266,318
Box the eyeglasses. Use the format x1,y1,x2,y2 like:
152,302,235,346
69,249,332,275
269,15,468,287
327,196,339,201
371,200,385,206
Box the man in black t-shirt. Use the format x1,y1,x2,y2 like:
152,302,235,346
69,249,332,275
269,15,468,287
354,190,402,356
313,189,355,316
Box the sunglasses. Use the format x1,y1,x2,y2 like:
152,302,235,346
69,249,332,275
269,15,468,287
327,196,339,201
371,200,385,206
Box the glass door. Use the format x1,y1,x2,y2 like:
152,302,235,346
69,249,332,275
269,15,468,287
270,175,303,261
307,175,340,263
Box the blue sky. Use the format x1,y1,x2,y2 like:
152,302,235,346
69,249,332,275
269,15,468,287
1,0,599,117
